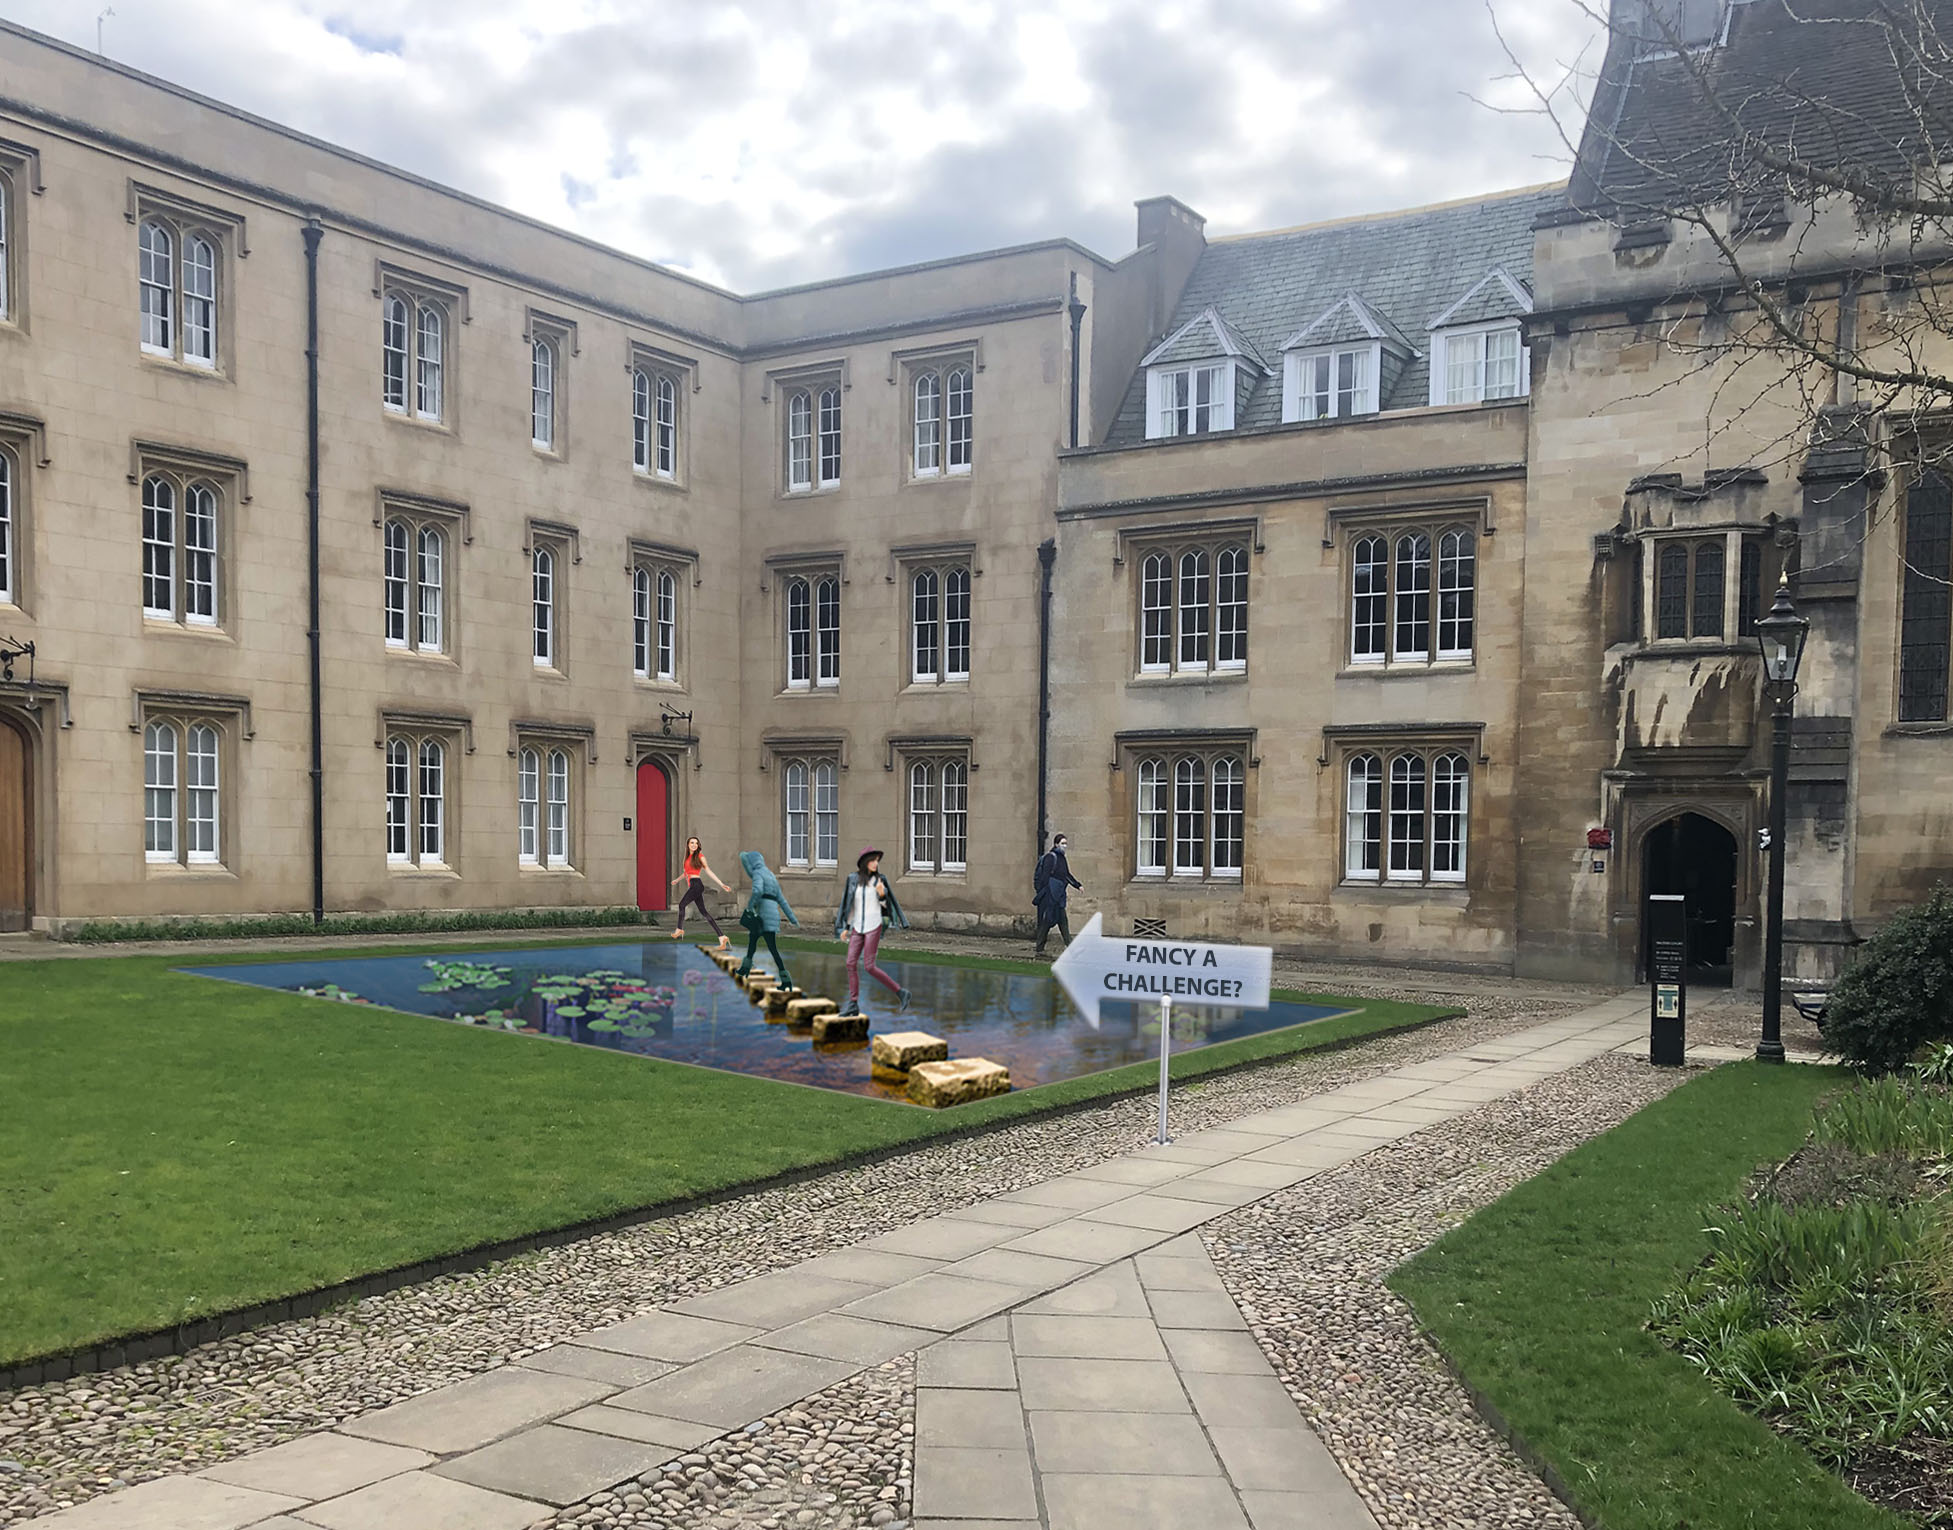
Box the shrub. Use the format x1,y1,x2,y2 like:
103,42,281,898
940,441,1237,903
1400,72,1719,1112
1814,1076,1953,1162
1823,888,1953,1076
1919,1042,1953,1087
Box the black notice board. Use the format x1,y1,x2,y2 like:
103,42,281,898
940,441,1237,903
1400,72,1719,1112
1648,894,1687,1066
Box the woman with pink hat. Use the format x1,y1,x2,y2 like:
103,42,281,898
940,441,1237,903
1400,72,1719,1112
831,846,910,1017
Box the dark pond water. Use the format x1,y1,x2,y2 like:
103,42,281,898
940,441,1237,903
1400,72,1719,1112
180,942,1346,1103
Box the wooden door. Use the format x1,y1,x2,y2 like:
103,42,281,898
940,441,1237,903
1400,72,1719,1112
635,760,670,912
0,717,29,932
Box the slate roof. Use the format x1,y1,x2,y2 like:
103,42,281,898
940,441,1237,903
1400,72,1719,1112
1143,307,1270,371
1571,0,1953,216
1104,183,1567,445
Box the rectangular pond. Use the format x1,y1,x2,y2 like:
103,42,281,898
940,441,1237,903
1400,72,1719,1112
181,942,1349,1103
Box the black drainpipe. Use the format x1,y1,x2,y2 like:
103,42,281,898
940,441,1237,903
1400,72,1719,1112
1066,272,1086,449
1036,537,1057,857
303,217,325,925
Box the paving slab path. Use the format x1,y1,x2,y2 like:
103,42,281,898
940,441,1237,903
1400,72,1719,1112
20,990,1662,1529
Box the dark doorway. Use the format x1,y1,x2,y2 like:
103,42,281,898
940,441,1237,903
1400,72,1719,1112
1643,812,1738,986
0,715,29,932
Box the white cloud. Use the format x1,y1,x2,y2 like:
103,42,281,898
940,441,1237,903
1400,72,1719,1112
12,0,1602,289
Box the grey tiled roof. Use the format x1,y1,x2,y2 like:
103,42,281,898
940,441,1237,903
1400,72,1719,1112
1104,183,1566,445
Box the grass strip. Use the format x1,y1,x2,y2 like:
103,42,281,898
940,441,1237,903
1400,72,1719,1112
0,948,1444,1366
66,906,657,944
1391,1062,1908,1530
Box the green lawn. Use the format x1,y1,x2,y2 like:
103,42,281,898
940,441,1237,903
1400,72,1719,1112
0,940,1446,1367
1392,1063,1909,1530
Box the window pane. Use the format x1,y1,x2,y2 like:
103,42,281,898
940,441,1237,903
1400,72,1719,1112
658,569,676,680
531,338,555,449
1901,471,1953,722
1483,328,1521,399
184,483,218,625
1656,542,1689,638
385,737,410,860
1192,364,1216,433
814,760,838,867
186,723,219,863
632,369,652,470
1136,759,1167,875
942,760,968,870
517,748,539,863
1387,755,1426,879
1212,757,1243,875
1445,330,1481,404
532,548,555,666
657,375,677,478
1345,754,1381,879
786,578,811,686
1432,753,1469,881
546,749,569,864
139,221,173,352
419,740,445,862
1216,546,1248,666
816,577,841,684
947,367,973,470
415,304,444,419
144,720,178,859
785,761,809,866
1305,353,1331,420
912,568,940,683
1141,553,1173,670
1692,541,1725,638
1437,529,1475,657
1172,757,1206,874
183,236,217,366
1336,348,1367,415
142,475,175,618
913,372,941,474
818,387,842,485
909,761,935,870
417,527,443,651
633,566,652,676
1393,533,1431,659
384,521,409,645
1177,549,1210,668
787,391,812,490
0,452,12,605
1351,535,1386,661
1738,539,1763,636
945,566,971,679
383,296,410,411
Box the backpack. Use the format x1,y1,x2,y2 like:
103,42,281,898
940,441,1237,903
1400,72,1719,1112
1032,852,1053,902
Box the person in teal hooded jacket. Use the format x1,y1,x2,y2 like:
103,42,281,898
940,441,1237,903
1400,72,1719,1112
734,850,800,989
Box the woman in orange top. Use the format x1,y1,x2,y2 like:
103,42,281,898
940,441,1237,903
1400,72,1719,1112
670,837,733,947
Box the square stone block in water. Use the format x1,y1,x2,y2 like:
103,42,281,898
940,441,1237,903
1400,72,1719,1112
786,997,838,1024
739,971,775,992
872,1031,949,1072
812,1012,869,1043
762,986,805,1017
908,1059,1010,1107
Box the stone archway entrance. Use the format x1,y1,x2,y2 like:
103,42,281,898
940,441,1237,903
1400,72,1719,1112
1643,811,1738,986
0,712,30,931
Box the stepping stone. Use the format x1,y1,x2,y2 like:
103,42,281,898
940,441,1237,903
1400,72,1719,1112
872,1030,948,1072
812,1012,869,1043
762,986,806,1018
739,971,775,992
786,997,838,1025
909,1058,1010,1107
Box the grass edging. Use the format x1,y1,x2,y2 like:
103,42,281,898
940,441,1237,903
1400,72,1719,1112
1390,1063,1909,1530
1,967,1453,1390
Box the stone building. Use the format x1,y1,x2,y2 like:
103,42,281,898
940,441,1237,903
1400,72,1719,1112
1,3,1947,989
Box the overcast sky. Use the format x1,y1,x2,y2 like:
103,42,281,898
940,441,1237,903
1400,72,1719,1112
13,0,1601,292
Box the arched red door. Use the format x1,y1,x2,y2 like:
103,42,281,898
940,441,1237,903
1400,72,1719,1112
635,759,670,912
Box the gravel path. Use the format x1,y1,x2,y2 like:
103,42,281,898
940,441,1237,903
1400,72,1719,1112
1206,1054,1686,1530
0,988,1584,1526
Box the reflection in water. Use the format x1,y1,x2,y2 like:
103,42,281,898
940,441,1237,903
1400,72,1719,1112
183,943,1346,1103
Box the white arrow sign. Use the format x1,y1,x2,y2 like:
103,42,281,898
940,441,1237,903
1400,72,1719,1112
1050,913,1273,1027
1050,914,1275,1145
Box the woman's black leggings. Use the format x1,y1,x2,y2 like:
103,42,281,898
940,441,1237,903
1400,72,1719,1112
739,928,792,988
675,877,721,936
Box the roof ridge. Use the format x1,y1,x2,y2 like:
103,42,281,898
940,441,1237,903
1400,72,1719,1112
1206,179,1570,245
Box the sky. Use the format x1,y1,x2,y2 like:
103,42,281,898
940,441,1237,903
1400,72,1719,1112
10,0,1604,292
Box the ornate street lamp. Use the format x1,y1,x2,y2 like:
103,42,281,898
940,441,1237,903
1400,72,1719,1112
1754,577,1810,1063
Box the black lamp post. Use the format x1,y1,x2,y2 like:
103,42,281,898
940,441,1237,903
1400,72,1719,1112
1754,577,1810,1064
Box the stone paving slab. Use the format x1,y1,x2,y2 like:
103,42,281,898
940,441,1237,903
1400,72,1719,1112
839,1270,1036,1332
26,1475,306,1529
336,1368,615,1455
575,1310,761,1362
749,1310,934,1364
949,1246,1098,1290
1020,1265,1151,1319
912,1445,1040,1521
514,1343,677,1386
1042,1472,1249,1530
670,1270,877,1328
858,1215,1022,1261
197,1433,430,1501
606,1345,855,1428
914,1339,1018,1390
294,1470,549,1530
431,1421,675,1504
1010,1314,1168,1361
1027,1409,1221,1476
915,1386,1029,1449
552,1404,721,1449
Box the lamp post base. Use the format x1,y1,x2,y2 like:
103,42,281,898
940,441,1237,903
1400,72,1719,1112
1754,1038,1786,1064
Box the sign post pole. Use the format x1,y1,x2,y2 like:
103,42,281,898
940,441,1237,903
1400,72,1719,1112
1156,995,1174,1145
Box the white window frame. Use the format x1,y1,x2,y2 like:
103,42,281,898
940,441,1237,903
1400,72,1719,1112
142,716,224,867
905,756,968,875
632,368,680,481
1283,343,1379,422
517,742,574,869
140,471,225,630
1145,361,1234,439
1130,749,1246,883
1341,747,1472,887
532,547,557,669
1431,322,1528,407
137,216,223,370
0,448,13,607
780,756,840,869
0,169,12,325
632,562,679,682
1347,523,1476,667
1135,758,1168,877
385,733,450,869
1134,540,1250,676
782,572,841,691
382,514,449,655
785,384,843,492
909,562,971,684
910,362,975,479
531,336,557,451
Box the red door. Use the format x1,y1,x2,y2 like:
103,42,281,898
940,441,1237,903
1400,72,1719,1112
635,760,670,912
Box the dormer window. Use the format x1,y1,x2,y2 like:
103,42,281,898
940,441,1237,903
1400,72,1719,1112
1148,362,1233,438
1287,346,1378,421
1435,323,1526,405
